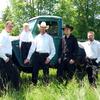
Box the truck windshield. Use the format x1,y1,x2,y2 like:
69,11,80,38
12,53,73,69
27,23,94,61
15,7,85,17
28,19,37,32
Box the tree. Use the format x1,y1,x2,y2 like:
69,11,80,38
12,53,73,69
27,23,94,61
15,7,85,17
5,0,36,35
0,21,4,32
2,6,12,22
35,0,58,15
74,0,100,39
1,0,99,39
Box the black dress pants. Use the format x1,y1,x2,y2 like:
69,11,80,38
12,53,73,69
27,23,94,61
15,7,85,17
86,58,98,85
21,42,31,63
57,59,76,81
0,56,20,90
32,52,49,84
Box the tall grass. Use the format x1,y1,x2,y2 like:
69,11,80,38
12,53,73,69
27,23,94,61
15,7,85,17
0,69,100,100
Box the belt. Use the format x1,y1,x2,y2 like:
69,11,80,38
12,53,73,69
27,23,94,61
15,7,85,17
6,54,12,58
35,52,49,55
87,57,97,61
22,42,31,43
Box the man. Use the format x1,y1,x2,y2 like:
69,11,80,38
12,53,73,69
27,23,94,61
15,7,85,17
75,46,86,85
0,21,20,90
19,23,33,64
78,31,100,87
24,21,55,85
57,25,78,84
0,48,9,91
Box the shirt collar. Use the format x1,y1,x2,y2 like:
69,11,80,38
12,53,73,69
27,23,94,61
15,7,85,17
87,40,95,45
22,30,30,34
40,32,47,36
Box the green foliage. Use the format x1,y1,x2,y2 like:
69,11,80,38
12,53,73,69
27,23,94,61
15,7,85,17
35,0,58,15
74,0,100,39
0,21,4,32
2,0,36,35
0,69,100,100
0,0,99,39
2,7,12,22
55,0,77,24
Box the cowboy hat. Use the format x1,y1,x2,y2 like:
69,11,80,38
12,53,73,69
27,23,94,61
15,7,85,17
62,24,74,31
37,21,49,30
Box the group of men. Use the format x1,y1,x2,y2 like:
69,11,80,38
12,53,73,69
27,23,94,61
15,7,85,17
57,25,100,87
0,21,100,92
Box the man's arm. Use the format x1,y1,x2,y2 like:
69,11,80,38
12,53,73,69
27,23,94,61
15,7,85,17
27,41,36,60
48,37,56,60
96,42,100,63
78,41,85,48
0,48,9,62
71,37,79,60
45,37,55,64
24,41,36,64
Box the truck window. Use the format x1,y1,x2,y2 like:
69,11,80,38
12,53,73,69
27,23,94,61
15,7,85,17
47,21,58,36
28,19,36,32
32,20,59,36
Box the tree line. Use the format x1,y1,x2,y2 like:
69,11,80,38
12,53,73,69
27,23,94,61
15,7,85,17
0,0,100,39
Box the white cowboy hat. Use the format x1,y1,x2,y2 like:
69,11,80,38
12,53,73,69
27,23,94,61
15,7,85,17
37,21,49,30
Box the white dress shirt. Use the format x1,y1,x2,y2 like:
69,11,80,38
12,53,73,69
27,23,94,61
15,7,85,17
19,30,33,47
0,30,12,55
78,40,100,63
0,46,8,61
27,33,56,60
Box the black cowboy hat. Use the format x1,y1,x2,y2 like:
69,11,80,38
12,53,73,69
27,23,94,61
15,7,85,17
62,24,74,31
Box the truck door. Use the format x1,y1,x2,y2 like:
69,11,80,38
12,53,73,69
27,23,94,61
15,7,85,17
33,18,62,66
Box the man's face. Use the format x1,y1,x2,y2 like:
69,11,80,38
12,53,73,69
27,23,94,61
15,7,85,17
24,26,29,32
40,26,46,34
6,23,13,33
63,27,71,35
87,32,94,41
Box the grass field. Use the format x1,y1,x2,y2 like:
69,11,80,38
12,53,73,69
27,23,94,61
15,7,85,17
0,69,100,100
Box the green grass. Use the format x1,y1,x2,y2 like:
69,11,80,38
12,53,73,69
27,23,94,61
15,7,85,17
0,69,100,100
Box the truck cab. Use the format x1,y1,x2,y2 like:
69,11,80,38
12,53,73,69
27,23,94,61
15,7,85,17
12,16,63,72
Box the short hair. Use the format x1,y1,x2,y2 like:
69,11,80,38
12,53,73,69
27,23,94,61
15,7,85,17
5,21,13,27
23,23,29,28
88,31,95,35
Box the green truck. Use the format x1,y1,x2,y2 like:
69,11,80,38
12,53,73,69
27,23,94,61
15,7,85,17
12,15,63,73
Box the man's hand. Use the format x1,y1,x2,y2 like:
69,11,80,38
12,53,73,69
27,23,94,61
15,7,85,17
45,58,50,64
24,59,30,64
69,59,75,64
58,58,61,64
5,58,10,63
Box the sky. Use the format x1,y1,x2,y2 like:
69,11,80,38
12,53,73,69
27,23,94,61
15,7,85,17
0,0,10,18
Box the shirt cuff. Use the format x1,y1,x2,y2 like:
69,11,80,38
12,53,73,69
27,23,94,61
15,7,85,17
3,56,8,61
48,56,52,60
27,56,30,60
96,59,99,63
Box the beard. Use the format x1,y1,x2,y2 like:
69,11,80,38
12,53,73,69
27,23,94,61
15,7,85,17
88,38,94,42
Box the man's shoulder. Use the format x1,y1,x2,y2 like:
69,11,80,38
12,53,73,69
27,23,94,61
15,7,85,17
94,40,100,42
94,40,100,44
20,30,25,34
45,33,53,39
70,34,76,38
35,34,40,38
0,30,7,37
69,35,78,42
